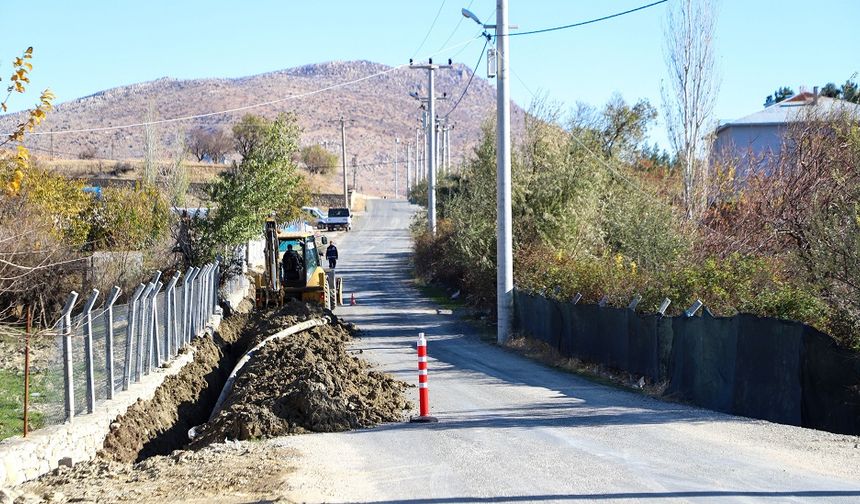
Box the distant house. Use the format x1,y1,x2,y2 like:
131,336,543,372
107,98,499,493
712,89,860,179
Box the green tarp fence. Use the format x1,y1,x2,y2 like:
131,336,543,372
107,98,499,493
512,289,860,435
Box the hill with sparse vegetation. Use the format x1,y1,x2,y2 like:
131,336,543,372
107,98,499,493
0,60,525,196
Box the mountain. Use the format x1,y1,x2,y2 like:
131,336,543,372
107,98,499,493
0,60,526,196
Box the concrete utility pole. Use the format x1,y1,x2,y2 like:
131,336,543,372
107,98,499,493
415,126,421,183
406,143,411,199
462,0,515,344
445,125,452,173
435,121,442,176
394,137,399,199
340,117,348,208
496,0,513,344
410,59,452,235
352,155,358,192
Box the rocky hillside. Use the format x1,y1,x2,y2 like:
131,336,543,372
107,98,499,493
0,60,525,196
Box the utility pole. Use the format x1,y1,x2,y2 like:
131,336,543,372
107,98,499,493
420,112,427,182
496,0,513,344
410,59,452,235
340,117,348,208
435,121,442,176
50,130,54,160
445,125,452,173
406,143,411,199
461,1,515,343
415,126,421,183
351,155,358,191
394,137,399,199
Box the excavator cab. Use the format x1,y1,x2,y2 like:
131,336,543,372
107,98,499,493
258,219,341,309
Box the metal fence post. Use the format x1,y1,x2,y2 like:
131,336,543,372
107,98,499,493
204,264,213,322
205,263,214,319
187,267,201,339
202,264,210,322
60,291,79,423
213,261,220,315
197,265,206,331
137,282,154,380
149,280,164,371
82,289,100,414
165,272,180,359
104,286,122,400
124,283,145,391
195,265,207,335
182,271,192,347
172,272,181,354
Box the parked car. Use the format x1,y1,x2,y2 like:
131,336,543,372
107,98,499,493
326,207,352,231
301,206,329,229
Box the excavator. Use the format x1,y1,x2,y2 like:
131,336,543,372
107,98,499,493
255,219,342,309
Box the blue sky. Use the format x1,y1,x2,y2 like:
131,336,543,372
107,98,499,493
3,0,859,147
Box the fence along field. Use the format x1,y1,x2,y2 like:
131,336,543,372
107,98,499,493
16,263,219,433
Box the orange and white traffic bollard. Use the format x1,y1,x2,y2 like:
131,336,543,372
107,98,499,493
410,332,438,423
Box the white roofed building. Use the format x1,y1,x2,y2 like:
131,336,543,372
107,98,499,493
712,89,860,179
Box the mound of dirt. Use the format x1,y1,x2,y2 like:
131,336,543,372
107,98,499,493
18,441,298,503
190,302,410,446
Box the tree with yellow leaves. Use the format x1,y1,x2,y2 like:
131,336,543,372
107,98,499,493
0,47,87,324
1,47,55,195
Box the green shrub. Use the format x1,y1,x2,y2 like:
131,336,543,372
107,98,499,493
88,185,170,251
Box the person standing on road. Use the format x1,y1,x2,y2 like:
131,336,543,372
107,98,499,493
326,241,339,269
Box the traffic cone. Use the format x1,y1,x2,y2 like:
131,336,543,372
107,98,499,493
350,293,356,306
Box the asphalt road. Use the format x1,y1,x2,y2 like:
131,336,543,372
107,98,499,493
276,199,860,504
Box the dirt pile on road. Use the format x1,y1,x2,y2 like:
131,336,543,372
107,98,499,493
190,300,410,446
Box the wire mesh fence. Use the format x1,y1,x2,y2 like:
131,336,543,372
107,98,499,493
33,262,220,426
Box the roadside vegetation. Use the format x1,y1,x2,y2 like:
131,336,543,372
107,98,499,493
411,0,860,352
0,49,318,439
411,98,860,351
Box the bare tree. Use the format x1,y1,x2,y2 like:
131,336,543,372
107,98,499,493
187,127,210,162
187,127,231,163
207,128,232,163
142,104,159,186
662,0,720,219
166,130,190,207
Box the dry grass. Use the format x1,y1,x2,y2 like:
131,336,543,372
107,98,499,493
504,334,669,397
350,192,371,212
36,158,224,184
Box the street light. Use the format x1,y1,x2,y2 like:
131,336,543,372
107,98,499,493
463,2,514,344
461,8,494,28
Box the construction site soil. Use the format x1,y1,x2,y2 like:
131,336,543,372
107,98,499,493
12,299,410,502
190,301,411,446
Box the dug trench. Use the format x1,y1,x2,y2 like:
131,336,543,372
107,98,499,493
12,298,412,501
99,298,412,464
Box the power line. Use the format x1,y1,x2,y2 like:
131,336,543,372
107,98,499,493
437,0,474,51
445,37,489,119
508,0,668,37
413,0,448,58
13,66,404,137
4,35,481,138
